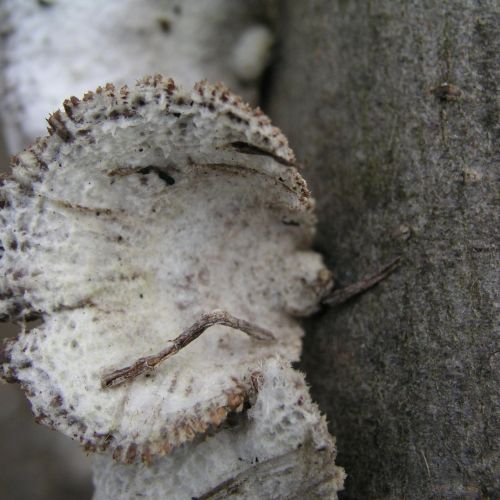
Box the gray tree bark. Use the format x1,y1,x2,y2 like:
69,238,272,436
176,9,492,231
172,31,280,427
268,1,499,498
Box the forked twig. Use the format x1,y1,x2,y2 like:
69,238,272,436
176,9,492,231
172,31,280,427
322,257,401,307
101,310,275,389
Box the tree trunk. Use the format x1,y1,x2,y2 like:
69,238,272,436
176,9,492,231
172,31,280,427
268,1,499,498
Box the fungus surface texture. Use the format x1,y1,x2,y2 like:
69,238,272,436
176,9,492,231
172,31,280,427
93,357,346,499
0,77,332,463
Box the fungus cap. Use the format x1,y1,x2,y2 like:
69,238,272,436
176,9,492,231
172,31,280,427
92,357,346,499
0,77,332,462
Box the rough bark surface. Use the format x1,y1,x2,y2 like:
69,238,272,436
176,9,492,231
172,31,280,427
269,1,499,498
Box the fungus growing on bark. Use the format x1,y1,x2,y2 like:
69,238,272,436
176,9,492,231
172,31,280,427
93,357,346,499
0,77,335,469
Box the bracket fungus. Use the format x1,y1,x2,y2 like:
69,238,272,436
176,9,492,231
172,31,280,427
93,357,346,499
0,76,338,477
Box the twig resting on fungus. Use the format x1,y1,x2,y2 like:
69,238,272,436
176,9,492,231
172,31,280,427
102,310,275,389
322,257,401,307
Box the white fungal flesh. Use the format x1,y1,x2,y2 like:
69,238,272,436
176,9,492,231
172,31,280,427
92,357,346,500
0,0,271,152
0,77,332,462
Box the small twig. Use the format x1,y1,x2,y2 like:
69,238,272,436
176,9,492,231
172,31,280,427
322,257,401,307
102,310,275,389
420,449,431,478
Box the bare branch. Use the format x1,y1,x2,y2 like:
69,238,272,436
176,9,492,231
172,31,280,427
101,310,275,389
322,257,401,307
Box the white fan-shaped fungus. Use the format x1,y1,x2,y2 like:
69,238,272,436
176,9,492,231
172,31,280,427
0,77,334,465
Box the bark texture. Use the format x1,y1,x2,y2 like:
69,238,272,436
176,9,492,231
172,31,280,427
269,1,499,498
